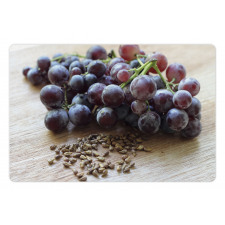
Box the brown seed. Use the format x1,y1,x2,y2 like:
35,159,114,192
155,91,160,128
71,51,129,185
102,169,108,177
131,150,137,157
103,151,109,157
80,161,85,169
92,144,98,149
77,172,84,178
130,162,135,168
109,145,114,151
125,157,131,164
73,153,81,158
64,157,70,162
79,176,87,182
85,150,92,155
121,155,128,160
50,145,57,150
55,149,60,154
92,170,99,177
136,138,143,143
69,158,77,164
123,165,130,173
137,145,144,151
117,160,124,165
108,163,115,169
54,155,62,160
118,150,127,154
115,144,123,151
93,151,100,157
102,143,109,148
48,159,54,165
97,156,105,162
80,155,87,160
117,165,122,172
64,152,73,157
72,169,78,175
98,167,105,173
144,147,152,152
61,148,70,153
63,162,72,168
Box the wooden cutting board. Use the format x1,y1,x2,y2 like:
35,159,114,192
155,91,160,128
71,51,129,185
9,44,216,182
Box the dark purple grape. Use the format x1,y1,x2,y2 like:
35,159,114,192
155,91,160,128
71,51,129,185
148,52,168,74
125,112,139,127
60,61,70,70
160,115,175,134
37,56,51,72
166,108,189,131
72,93,94,110
196,113,201,120
96,107,117,128
86,45,107,60
181,118,201,138
82,59,93,71
27,68,43,85
69,75,85,93
98,75,118,86
102,84,125,108
173,90,192,109
131,100,147,115
130,58,145,68
70,67,82,77
110,63,131,82
107,57,125,73
138,111,161,134
52,53,65,62
87,60,106,78
40,85,64,109
130,75,157,101
166,63,186,83
87,83,106,105
65,88,77,104
68,104,91,126
185,97,201,118
123,84,135,105
48,65,70,87
69,61,85,73
22,66,31,77
50,61,60,67
119,45,140,61
178,77,200,96
65,55,79,64
152,75,165,89
44,109,69,132
114,103,130,120
153,89,174,113
83,73,97,90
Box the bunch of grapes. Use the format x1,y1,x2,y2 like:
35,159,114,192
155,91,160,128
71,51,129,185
23,44,202,138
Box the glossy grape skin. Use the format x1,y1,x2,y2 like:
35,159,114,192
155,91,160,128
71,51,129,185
86,45,107,60
152,76,165,89
173,90,192,109
166,63,186,83
48,65,70,87
44,109,69,132
87,83,106,105
178,77,200,96
119,45,140,61
131,100,147,115
107,57,125,73
130,58,145,68
37,56,51,72
40,85,64,109
52,53,65,62
68,104,91,126
123,84,135,105
87,60,106,78
166,108,189,131
83,73,97,90
65,88,77,104
27,68,43,85
82,59,93,71
181,118,202,138
98,75,118,86
114,103,130,120
96,107,117,128
125,112,139,127
148,52,168,74
70,67,82,76
102,84,125,108
110,63,131,82
130,75,157,101
117,69,131,82
72,93,94,110
160,115,175,134
185,97,201,118
22,66,31,77
69,75,85,93
153,89,174,113
138,111,161,134
69,61,85,73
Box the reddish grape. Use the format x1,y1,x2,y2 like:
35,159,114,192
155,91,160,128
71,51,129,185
185,97,201,118
148,52,168,74
131,100,147,115
37,56,51,72
22,66,31,77
117,69,131,82
107,57,125,73
173,90,192,109
96,107,117,128
87,83,106,105
178,77,200,96
130,75,157,101
166,63,186,83
70,67,82,77
102,84,125,108
87,60,106,78
139,50,145,55
181,118,202,138
86,45,107,60
69,75,85,93
110,63,131,82
27,68,43,85
119,45,140,61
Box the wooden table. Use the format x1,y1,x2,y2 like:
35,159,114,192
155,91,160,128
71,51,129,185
9,44,216,182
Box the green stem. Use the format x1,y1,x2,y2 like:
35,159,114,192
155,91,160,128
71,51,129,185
137,57,144,66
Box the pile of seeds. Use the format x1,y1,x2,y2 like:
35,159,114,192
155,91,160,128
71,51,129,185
47,131,152,181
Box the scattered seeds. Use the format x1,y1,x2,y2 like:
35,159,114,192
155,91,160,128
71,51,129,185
48,159,54,165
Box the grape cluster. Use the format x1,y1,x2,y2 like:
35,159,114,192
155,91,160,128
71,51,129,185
23,45,202,138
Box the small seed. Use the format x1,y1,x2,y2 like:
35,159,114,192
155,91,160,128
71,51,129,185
118,150,127,154
121,155,128,160
55,149,60,154
50,145,57,150
63,162,72,168
144,147,152,152
73,153,81,158
125,157,131,164
77,172,84,178
72,169,78,175
93,151,100,157
117,165,122,172
79,176,87,182
48,159,54,165
97,156,105,162
108,163,115,169
109,145,114,151
64,152,73,157
102,143,109,148
137,145,144,151
136,138,143,143
80,161,85,169
103,151,109,157
130,162,135,168
54,155,62,160
85,150,92,155
69,158,77,164
80,155,87,160
98,167,105,173
117,160,124,165
64,157,70,162
102,169,108,177
123,165,130,173
92,170,99,177
131,150,137,157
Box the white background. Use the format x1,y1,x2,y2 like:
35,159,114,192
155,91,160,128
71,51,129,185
0,0,224,224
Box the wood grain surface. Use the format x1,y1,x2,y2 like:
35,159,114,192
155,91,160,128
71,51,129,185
9,44,216,182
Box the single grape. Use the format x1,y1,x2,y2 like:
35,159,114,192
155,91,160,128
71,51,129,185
166,108,189,131
131,100,147,115
50,61,60,67
152,75,165,89
114,103,130,120
148,52,168,74
117,69,131,82
125,112,139,127
123,84,135,105
22,66,31,77
69,61,85,73
52,53,65,62
83,73,97,90
110,63,131,82
181,118,202,138
72,93,94,110
87,60,106,78
40,85,64,109
86,45,107,60
37,56,51,72
139,50,145,55
96,107,117,128
178,77,200,96
130,58,145,68
44,109,69,132
119,45,140,61
27,68,43,85
102,84,125,108
130,75,157,101
82,59,93,71
138,111,161,134
68,104,91,126
87,83,106,105
173,90,192,109
70,67,82,77
153,89,174,113
48,65,70,87
185,97,201,118
98,75,118,86
69,75,85,93
166,63,186,83
160,115,175,134
107,57,125,73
